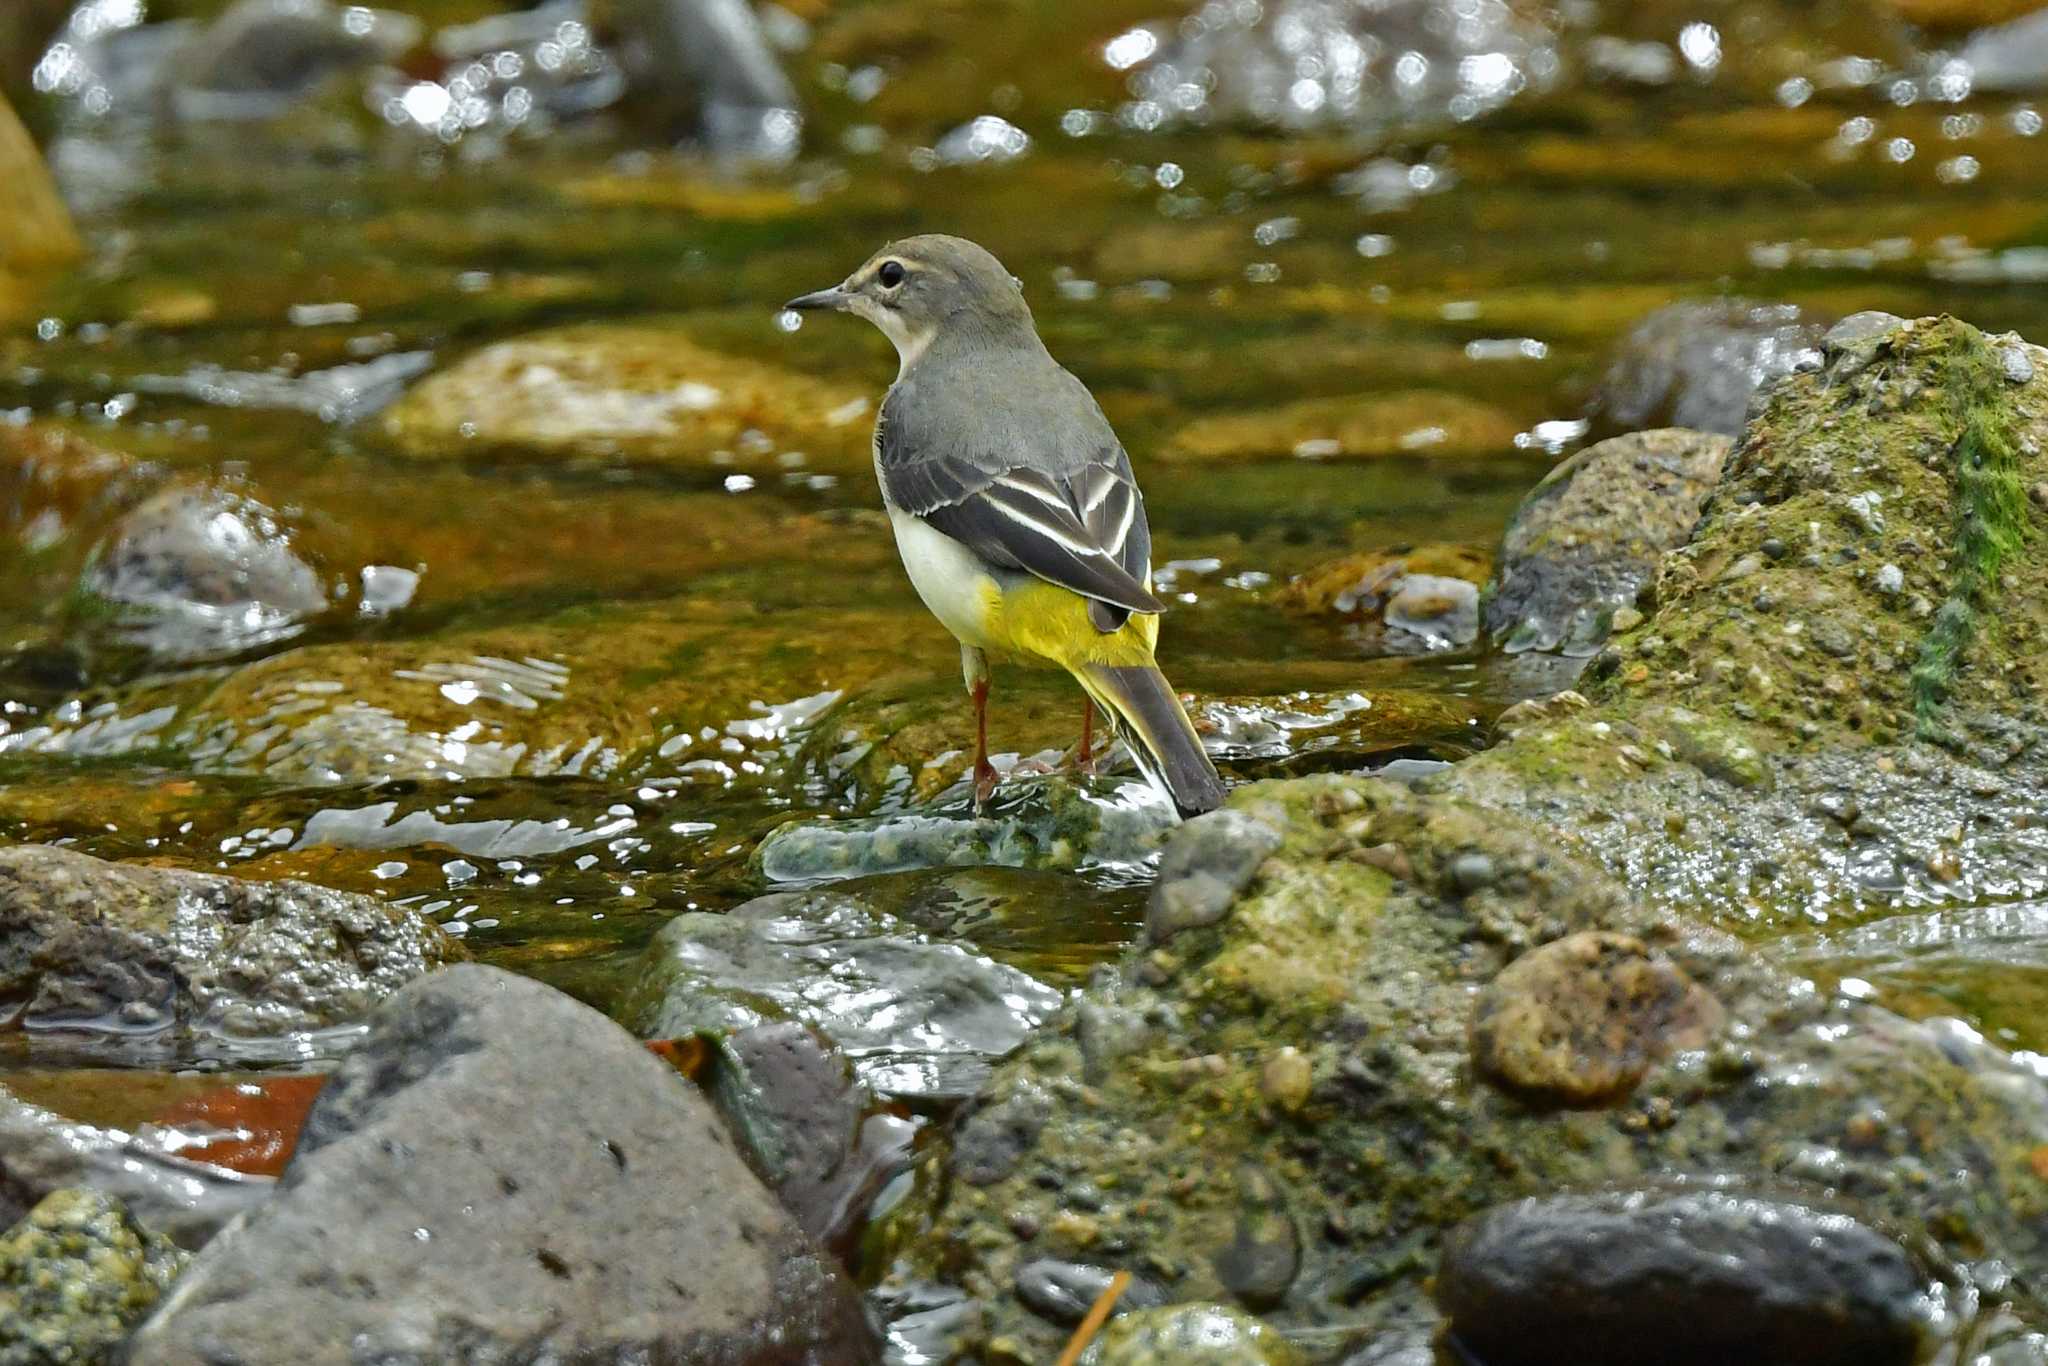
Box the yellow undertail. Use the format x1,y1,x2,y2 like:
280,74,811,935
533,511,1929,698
979,578,1224,817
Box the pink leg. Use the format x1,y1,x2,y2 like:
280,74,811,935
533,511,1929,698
972,677,998,811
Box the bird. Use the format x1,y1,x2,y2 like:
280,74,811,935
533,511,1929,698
784,234,1226,818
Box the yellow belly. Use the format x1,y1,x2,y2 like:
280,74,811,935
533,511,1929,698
887,509,1159,670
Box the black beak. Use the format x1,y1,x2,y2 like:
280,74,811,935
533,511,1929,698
783,284,852,312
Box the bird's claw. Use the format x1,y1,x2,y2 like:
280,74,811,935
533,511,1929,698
972,759,1000,813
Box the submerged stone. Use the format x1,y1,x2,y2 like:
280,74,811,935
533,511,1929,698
624,887,1063,1100
381,324,871,474
1435,1188,1932,1366
0,1188,189,1366
1484,427,1731,656
1163,393,1520,463
0,843,460,1059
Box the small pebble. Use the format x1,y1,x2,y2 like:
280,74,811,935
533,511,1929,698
2001,343,2035,385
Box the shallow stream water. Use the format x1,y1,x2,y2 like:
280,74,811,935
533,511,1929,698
5,0,2048,1172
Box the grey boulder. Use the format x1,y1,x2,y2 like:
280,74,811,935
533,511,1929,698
128,963,877,1365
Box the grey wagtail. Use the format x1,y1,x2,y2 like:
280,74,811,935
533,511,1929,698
785,234,1226,818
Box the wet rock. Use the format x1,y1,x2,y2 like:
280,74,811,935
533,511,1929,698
1214,1167,1301,1311
382,324,870,475
1014,1259,1167,1327
0,843,459,1058
134,350,431,423
1484,428,1731,656
1435,1188,1932,1366
1192,689,1483,774
1280,544,1492,619
1148,808,1284,943
0,1188,189,1366
600,0,801,158
73,481,333,665
127,964,877,1365
166,0,420,121
753,776,1177,885
1957,8,2048,90
624,887,1063,1100
409,2,626,139
1594,299,1828,436
703,1022,918,1258
0,423,157,555
1116,0,1557,134
1163,393,1520,463
1470,931,1725,1106
1083,1303,1303,1365
1825,310,1909,350
0,90,79,272
0,1087,272,1250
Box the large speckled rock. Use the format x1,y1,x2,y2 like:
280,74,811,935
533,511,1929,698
1435,1188,1931,1366
128,965,877,1365
0,844,460,1056
1483,427,1731,655
382,324,872,474
0,1188,189,1366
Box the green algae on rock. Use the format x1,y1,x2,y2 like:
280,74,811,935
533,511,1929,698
0,1188,189,1366
380,324,873,475
1443,316,2048,933
879,776,2048,1360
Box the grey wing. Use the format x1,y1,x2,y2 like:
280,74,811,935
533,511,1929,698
878,397,1162,625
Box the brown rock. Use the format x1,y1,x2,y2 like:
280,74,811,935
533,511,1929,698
0,90,79,274
1883,0,2047,28
1470,931,1724,1106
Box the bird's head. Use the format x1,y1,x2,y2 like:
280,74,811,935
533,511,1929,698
784,234,1033,368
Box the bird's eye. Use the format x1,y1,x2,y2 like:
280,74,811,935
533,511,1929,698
877,260,906,288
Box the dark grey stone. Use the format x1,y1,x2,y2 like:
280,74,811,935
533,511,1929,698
1014,1258,1166,1327
0,844,458,1060
127,964,877,1365
1146,808,1284,943
1435,1188,1931,1366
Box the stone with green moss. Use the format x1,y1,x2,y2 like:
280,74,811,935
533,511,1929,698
0,1188,188,1366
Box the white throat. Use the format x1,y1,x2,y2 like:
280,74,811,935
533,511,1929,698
848,296,935,376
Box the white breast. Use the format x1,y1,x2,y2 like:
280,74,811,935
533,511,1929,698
888,507,997,649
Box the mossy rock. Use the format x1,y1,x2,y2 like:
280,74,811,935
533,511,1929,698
0,1188,188,1366
381,324,873,475
886,776,2048,1360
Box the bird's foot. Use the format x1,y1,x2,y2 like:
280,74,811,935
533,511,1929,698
972,758,1000,813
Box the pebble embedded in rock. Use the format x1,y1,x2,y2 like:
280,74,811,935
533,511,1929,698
1147,808,1284,943
1014,1258,1166,1327
1469,931,1724,1106
1214,1166,1301,1312
1436,1188,1932,1366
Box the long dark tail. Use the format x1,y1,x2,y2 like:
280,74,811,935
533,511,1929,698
1076,663,1226,818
